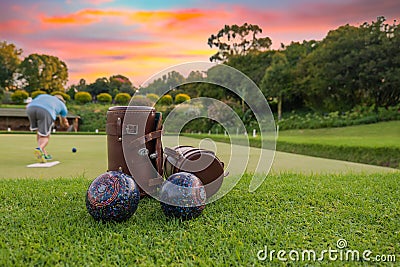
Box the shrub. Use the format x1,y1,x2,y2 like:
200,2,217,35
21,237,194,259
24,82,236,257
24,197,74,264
11,90,29,104
31,90,47,99
158,94,173,106
51,91,71,101
175,93,190,104
96,93,112,104
146,93,159,103
74,91,92,104
67,103,109,132
115,93,131,105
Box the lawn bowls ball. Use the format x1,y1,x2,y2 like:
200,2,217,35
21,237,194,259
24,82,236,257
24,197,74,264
160,172,206,220
72,147,77,153
86,171,140,222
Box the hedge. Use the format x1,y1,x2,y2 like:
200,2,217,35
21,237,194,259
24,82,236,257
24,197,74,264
11,90,29,104
74,92,92,104
158,95,173,106
146,93,159,103
31,90,47,99
174,93,190,104
51,91,71,101
115,93,131,105
96,93,112,104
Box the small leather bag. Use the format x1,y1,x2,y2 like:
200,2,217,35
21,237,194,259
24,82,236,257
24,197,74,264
163,145,225,198
106,106,163,196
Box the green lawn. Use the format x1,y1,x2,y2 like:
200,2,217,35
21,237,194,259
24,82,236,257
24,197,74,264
1,134,396,180
1,173,399,266
184,121,400,169
0,131,399,265
0,134,107,179
278,120,400,148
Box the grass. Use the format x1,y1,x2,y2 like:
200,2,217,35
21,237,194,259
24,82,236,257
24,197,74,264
0,129,398,265
278,121,400,168
0,134,107,179
184,121,400,169
0,104,26,108
1,134,395,181
0,173,399,266
278,120,400,148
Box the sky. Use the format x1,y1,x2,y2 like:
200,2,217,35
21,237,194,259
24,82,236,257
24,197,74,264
0,0,399,87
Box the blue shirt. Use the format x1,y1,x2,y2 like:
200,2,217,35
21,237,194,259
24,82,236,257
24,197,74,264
28,94,68,120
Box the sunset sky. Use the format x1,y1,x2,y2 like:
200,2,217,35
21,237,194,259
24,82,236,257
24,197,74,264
0,0,399,87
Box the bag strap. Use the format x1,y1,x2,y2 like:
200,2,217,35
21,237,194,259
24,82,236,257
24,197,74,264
154,112,163,176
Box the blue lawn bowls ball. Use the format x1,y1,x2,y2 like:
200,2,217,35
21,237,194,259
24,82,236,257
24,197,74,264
72,147,77,153
86,171,140,222
160,172,206,220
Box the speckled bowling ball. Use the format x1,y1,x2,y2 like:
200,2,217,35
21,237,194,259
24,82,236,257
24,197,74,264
86,171,140,222
160,172,206,220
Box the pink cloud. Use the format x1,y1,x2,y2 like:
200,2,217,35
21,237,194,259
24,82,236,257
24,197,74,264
0,19,33,35
84,0,114,4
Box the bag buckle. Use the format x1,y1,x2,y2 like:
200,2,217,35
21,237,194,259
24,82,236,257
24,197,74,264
138,148,149,156
125,124,138,135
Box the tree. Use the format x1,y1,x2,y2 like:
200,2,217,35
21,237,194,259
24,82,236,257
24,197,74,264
261,52,290,120
268,41,316,112
140,71,185,97
226,51,274,86
207,23,272,62
109,74,136,96
86,77,109,97
164,71,185,94
19,54,68,93
358,16,400,108
66,78,86,99
296,25,365,111
296,17,400,111
0,41,23,90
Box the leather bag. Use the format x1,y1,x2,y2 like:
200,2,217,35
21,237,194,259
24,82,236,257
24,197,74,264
106,106,163,196
164,145,225,198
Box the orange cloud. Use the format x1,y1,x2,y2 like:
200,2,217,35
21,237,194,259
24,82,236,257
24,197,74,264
130,9,206,23
41,8,227,33
42,9,124,25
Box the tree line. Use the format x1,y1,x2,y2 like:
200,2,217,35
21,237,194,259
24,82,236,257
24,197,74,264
140,17,400,118
0,43,137,102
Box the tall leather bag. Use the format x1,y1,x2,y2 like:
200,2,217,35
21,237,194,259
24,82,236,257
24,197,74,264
106,106,163,196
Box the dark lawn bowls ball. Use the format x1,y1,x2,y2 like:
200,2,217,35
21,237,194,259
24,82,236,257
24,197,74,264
86,171,140,222
160,172,206,220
